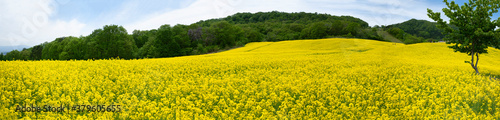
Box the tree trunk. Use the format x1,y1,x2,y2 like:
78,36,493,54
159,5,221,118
470,41,479,74
474,53,479,74
470,53,478,74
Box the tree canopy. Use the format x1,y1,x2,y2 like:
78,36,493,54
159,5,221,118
428,0,500,74
386,19,446,40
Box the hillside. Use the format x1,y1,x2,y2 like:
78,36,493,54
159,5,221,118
2,38,499,119
197,11,369,28
0,11,383,61
0,12,491,61
376,30,403,43
384,19,446,40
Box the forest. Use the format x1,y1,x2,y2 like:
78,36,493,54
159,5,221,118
0,11,443,60
381,19,448,44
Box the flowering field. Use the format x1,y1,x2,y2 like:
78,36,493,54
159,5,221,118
1,38,500,119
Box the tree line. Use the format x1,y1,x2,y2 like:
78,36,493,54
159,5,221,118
1,11,427,61
380,19,459,44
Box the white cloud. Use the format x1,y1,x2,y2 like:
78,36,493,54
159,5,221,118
0,0,87,46
125,0,233,31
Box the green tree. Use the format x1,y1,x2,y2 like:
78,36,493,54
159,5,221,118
84,30,101,59
428,0,500,74
90,25,137,59
243,27,264,42
208,21,245,48
59,52,70,60
301,22,329,39
137,34,158,58
41,37,65,60
62,37,83,60
387,27,405,39
5,50,20,60
386,19,445,40
30,44,43,60
330,20,344,35
132,30,152,48
288,23,305,33
20,48,31,60
41,42,51,59
156,24,174,57
172,24,191,56
343,22,361,36
166,39,181,57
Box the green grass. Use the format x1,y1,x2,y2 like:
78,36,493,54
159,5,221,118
377,30,403,43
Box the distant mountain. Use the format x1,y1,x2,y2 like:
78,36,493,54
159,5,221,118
385,19,445,40
0,45,29,54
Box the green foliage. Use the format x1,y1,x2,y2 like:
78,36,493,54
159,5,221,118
156,24,174,57
137,35,156,58
242,27,264,42
195,43,207,54
386,27,426,44
93,25,137,59
30,44,43,60
59,52,69,60
39,25,136,60
301,22,329,39
41,37,64,60
214,11,369,28
386,27,405,39
196,11,377,42
427,0,500,74
330,20,344,35
172,24,192,56
205,45,220,53
58,36,83,60
343,22,361,36
132,30,153,48
208,21,246,48
19,48,31,60
4,50,20,60
357,28,385,41
386,19,445,40
3,11,388,60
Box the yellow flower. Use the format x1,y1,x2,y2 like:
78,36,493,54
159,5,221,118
1,38,499,119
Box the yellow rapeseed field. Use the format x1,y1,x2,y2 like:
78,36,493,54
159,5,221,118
1,38,500,119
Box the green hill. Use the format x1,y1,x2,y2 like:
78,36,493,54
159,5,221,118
1,11,383,61
385,19,445,40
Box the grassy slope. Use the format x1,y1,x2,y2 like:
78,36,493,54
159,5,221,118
377,30,403,43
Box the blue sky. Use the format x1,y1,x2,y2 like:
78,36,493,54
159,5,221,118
0,0,499,46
